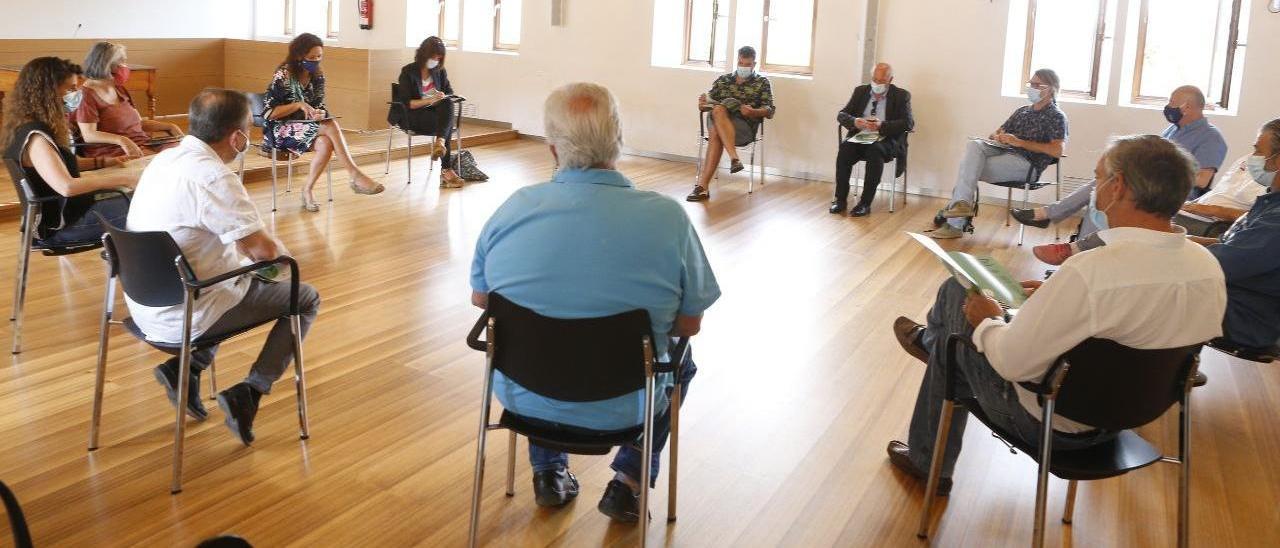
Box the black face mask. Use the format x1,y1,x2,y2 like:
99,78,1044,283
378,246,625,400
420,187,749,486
1163,105,1184,125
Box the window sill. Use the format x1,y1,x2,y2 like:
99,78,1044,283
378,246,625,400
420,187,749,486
999,92,1105,107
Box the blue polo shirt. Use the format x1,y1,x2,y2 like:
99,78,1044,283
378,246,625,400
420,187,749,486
1209,190,1280,349
470,167,721,430
1162,118,1227,198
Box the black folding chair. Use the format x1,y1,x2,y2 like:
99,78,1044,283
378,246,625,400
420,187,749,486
464,292,690,548
835,123,910,213
697,111,766,194
92,217,311,494
3,158,125,354
0,481,34,548
1205,337,1279,364
238,92,332,212
917,335,1201,548
384,82,466,184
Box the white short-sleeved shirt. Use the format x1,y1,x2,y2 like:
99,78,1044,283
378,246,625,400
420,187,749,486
1192,155,1268,211
124,136,265,343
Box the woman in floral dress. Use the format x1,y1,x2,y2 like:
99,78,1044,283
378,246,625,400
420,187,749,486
263,33,384,212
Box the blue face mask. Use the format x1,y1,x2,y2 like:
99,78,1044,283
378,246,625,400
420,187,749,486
300,59,320,74
735,67,753,79
1088,177,1115,231
62,89,82,113
1246,154,1277,187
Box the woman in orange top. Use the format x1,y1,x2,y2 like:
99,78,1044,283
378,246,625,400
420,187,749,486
76,42,182,159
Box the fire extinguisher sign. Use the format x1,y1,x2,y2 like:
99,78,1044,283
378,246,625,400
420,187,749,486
359,0,374,30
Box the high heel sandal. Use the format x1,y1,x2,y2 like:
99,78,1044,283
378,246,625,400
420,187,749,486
301,195,320,212
349,178,385,195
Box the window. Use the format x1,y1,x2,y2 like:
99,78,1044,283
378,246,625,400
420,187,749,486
440,0,463,47
1131,0,1246,109
493,0,522,51
406,0,441,47
263,0,338,38
1022,0,1109,100
684,0,729,67
760,0,816,74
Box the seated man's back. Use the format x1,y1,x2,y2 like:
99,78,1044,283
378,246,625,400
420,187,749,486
472,167,720,430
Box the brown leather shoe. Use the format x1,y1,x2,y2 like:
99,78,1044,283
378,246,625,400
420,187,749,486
894,316,929,364
887,440,951,496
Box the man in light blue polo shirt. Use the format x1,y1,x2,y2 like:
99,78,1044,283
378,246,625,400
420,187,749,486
470,83,720,522
1014,84,1228,265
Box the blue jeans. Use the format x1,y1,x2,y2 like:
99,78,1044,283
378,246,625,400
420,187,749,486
528,346,696,488
906,280,1115,477
42,194,129,246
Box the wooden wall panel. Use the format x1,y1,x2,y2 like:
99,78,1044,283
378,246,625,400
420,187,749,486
0,38,222,115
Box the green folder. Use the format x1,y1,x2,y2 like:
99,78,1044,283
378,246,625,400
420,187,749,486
908,232,1028,308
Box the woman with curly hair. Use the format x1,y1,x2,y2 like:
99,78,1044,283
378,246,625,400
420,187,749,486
263,32,384,212
393,36,464,188
0,57,134,244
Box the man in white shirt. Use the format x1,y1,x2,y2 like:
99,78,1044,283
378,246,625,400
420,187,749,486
1177,154,1267,236
126,89,321,445
887,135,1226,494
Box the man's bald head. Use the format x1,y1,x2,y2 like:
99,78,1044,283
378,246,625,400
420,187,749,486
872,62,894,86
1170,85,1207,111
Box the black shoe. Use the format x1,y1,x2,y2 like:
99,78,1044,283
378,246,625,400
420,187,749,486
216,383,261,446
829,201,847,214
1192,371,1208,388
533,468,580,507
850,203,871,217
685,185,710,202
153,359,208,421
1011,208,1050,229
729,159,745,174
887,440,952,496
597,479,645,523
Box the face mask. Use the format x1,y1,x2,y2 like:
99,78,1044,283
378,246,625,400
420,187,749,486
1025,86,1042,104
62,89,82,113
426,58,440,70
112,65,131,86
232,129,249,161
870,83,888,95
1088,176,1116,231
1163,105,1184,125
1246,154,1277,187
735,67,753,79
301,60,320,74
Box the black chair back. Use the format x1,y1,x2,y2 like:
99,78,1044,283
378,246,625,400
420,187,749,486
388,82,404,125
2,158,37,207
246,92,268,129
0,481,34,548
99,216,190,308
1048,338,1200,431
486,292,653,402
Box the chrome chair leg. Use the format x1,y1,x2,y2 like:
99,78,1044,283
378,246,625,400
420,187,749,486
1018,183,1033,246
638,373,656,547
291,315,310,439
208,361,218,401
11,209,34,354
89,274,116,451
1178,375,1193,548
468,358,497,548
286,154,293,194
1004,188,1013,226
505,431,516,496
171,297,196,494
667,381,681,522
1032,399,1057,548
747,142,757,194
270,151,279,212
384,128,394,175
10,217,24,322
917,400,955,538
889,160,898,214
406,133,413,185
326,161,334,203
1062,480,1078,524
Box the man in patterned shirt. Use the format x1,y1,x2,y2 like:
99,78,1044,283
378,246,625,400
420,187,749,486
688,46,776,202
929,68,1068,239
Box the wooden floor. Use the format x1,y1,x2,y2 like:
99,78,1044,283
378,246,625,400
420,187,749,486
0,138,1276,547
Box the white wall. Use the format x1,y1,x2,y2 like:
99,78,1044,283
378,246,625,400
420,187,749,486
877,0,1279,202
439,0,870,179
0,0,253,39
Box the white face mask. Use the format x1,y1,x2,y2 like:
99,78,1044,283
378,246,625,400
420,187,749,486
426,58,439,70
62,89,83,112
1025,86,1043,104
735,66,753,79
870,83,888,95
1246,153,1278,187
231,129,249,163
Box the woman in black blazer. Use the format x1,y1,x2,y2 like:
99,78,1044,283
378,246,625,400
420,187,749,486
394,36,463,188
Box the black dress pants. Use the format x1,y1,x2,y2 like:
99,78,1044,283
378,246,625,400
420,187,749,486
404,103,457,169
834,141,890,207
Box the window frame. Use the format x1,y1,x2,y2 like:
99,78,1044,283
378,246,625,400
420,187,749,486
326,0,339,39
279,0,338,38
493,0,520,52
682,0,725,68
439,0,463,48
283,0,295,35
1130,0,1245,109
1020,0,1108,101
759,0,818,76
